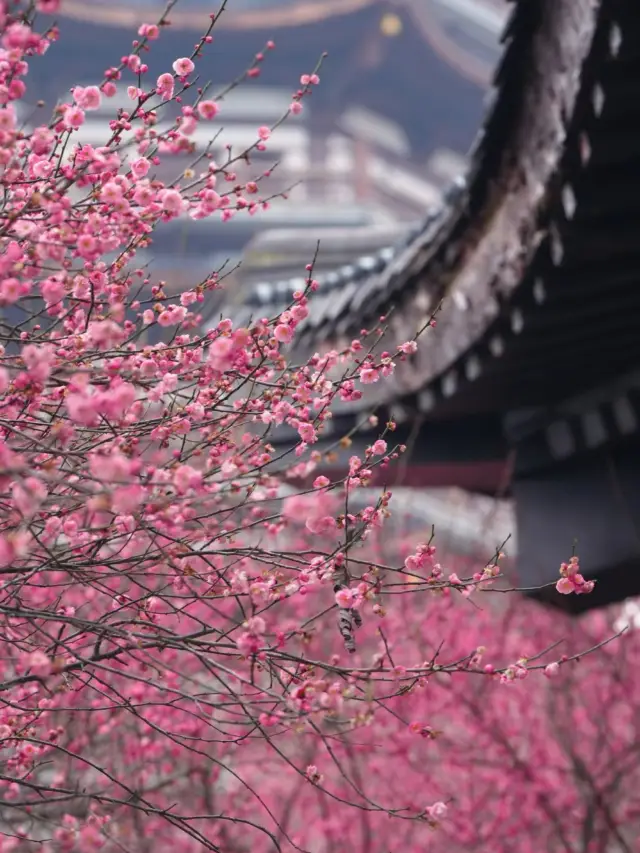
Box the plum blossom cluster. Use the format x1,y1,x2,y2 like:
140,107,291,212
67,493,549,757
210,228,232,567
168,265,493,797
556,554,595,595
0,6,460,849
278,595,632,853
402,541,501,598
0,4,609,852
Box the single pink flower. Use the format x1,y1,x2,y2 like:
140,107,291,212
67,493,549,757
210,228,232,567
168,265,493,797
274,324,293,343
62,106,85,129
172,57,195,77
139,23,160,40
197,100,219,120
335,587,355,608
298,422,316,443
158,188,184,216
130,157,150,178
427,802,447,821
556,577,575,595
156,72,175,99
359,367,379,384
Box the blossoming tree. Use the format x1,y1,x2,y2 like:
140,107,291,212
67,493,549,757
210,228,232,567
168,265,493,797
257,589,638,853
0,2,607,851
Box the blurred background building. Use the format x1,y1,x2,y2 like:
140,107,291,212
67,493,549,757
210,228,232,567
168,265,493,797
30,0,506,285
